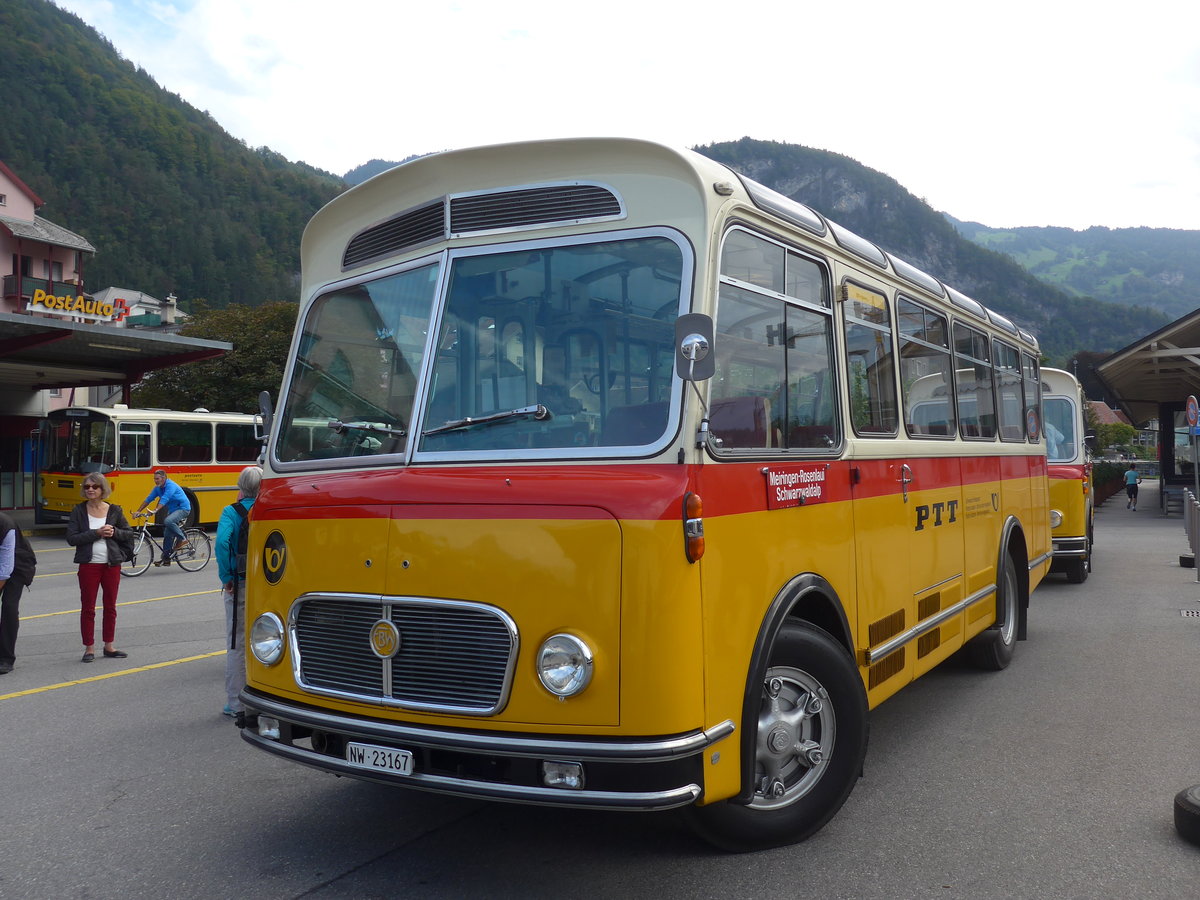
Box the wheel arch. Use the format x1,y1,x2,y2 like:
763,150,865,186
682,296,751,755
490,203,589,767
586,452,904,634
998,515,1030,641
732,573,855,804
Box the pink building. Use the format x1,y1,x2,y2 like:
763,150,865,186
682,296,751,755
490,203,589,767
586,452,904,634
1,159,95,318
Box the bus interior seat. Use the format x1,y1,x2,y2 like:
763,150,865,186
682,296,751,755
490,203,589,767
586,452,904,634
709,396,770,448
600,401,669,446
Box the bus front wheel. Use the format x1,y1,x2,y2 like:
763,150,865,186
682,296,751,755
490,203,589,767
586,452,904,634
685,623,868,852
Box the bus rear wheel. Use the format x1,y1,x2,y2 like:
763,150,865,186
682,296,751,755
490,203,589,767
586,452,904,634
685,623,868,852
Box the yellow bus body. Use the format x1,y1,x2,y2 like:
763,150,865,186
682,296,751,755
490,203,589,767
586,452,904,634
239,138,1052,849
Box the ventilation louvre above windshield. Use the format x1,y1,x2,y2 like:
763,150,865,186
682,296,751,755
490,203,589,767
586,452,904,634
343,183,624,269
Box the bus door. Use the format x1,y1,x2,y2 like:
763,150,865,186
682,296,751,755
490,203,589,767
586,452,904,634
841,279,917,701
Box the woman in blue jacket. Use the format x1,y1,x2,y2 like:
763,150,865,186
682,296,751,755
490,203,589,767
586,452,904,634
216,466,262,718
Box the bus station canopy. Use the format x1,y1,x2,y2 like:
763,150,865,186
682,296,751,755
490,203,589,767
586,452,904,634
0,311,231,392
1096,308,1200,426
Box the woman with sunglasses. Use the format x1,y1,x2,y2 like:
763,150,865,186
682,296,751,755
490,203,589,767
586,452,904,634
66,473,135,662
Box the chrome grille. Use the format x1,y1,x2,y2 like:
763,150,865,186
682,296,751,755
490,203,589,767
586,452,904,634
292,595,517,715
341,184,623,268
450,184,621,234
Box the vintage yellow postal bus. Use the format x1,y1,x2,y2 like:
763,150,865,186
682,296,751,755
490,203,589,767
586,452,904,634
238,138,1052,850
1042,367,1093,582
38,405,261,525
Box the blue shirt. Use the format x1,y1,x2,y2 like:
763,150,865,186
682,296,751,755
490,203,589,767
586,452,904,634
141,479,191,515
1124,469,1141,486
216,497,254,586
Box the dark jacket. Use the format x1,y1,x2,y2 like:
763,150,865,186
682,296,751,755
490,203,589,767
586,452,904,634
66,503,135,566
0,512,36,585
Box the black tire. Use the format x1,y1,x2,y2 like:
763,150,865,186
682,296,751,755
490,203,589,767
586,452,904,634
121,530,153,577
174,528,212,572
1174,785,1200,846
1065,556,1088,584
685,623,868,852
968,552,1019,670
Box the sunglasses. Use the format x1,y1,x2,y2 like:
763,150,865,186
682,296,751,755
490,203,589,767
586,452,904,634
83,485,102,490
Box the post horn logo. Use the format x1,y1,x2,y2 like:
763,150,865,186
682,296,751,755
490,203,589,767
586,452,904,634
263,531,287,584
370,620,401,659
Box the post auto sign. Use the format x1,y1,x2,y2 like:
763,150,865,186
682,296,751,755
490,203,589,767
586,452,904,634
28,289,129,323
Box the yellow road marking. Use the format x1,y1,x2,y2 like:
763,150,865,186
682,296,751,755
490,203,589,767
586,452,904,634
21,590,222,620
0,650,225,701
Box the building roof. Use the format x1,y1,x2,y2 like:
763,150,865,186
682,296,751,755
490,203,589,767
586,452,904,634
1096,307,1200,425
0,311,229,391
0,212,96,253
1087,400,1130,426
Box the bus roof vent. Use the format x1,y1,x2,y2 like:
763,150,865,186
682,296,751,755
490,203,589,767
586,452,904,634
828,220,887,269
343,200,446,269
885,252,945,297
449,183,623,236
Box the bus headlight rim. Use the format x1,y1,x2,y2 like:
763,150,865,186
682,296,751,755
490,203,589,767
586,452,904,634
537,633,593,698
1050,509,1063,528
251,612,285,665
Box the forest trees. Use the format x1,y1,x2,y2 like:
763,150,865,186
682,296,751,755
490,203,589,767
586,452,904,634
132,302,298,412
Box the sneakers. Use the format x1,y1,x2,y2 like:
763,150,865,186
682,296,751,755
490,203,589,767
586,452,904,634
153,557,171,567
0,661,13,675
222,705,238,717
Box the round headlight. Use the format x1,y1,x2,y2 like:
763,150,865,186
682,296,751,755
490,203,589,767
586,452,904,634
537,634,593,697
1049,509,1063,528
250,612,285,665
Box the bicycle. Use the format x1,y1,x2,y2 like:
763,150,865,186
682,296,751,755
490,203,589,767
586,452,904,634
122,511,212,576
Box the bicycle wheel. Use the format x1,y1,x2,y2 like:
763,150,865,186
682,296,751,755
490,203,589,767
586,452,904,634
175,527,212,572
121,529,154,577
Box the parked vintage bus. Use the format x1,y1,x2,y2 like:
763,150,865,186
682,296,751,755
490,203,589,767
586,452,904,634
37,405,262,525
238,138,1052,850
1042,367,1094,582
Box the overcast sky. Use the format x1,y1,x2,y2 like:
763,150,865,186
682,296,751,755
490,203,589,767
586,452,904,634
53,0,1200,230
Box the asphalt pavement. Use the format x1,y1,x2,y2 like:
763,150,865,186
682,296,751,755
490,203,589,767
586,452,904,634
2,483,1199,898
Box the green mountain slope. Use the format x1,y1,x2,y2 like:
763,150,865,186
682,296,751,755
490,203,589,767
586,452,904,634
0,0,343,309
0,1,1171,364
950,219,1200,318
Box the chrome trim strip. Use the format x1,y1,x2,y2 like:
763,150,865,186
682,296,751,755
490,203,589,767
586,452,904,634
913,573,962,596
1028,551,1053,570
241,690,735,761
866,585,996,665
239,729,701,811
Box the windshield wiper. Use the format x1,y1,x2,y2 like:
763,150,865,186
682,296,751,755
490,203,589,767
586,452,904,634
327,420,407,438
422,404,551,437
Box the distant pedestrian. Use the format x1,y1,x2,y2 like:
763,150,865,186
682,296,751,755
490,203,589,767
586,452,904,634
67,473,135,662
1125,462,1143,511
215,465,262,718
0,511,37,674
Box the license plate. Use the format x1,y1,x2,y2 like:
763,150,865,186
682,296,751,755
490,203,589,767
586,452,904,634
345,741,414,776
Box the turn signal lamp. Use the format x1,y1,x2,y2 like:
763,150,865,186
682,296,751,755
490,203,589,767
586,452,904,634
684,492,705,562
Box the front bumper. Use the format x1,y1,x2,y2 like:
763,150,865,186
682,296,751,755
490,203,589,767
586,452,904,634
1052,536,1088,559
240,688,733,811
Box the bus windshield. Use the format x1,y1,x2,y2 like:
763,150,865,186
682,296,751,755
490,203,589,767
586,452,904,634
275,233,687,462
40,410,116,474
1044,396,1077,462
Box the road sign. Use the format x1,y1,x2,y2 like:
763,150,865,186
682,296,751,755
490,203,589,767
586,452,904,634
1187,394,1198,427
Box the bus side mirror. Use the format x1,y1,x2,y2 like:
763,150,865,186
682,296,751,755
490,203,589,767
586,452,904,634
257,391,274,441
1084,432,1097,448
676,314,715,382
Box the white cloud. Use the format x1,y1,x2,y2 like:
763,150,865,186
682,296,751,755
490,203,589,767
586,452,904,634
53,0,1200,228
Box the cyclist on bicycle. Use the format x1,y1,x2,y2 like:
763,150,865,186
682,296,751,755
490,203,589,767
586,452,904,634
134,469,192,567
